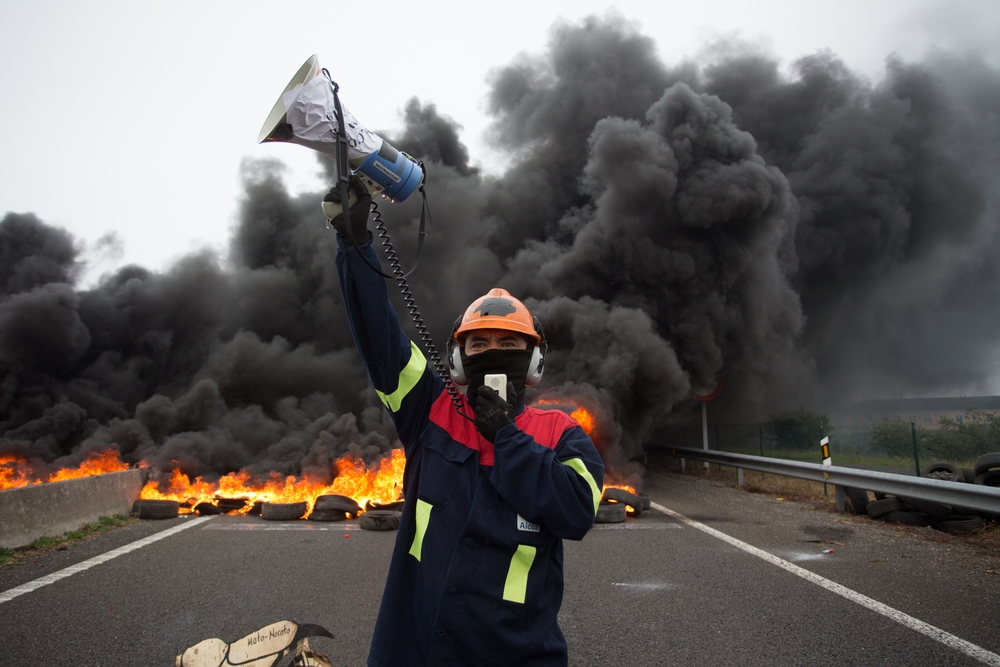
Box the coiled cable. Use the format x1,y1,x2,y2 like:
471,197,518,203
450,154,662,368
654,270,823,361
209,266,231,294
371,202,473,421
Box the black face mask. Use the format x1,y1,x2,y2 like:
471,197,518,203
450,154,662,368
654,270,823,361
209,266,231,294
460,348,534,406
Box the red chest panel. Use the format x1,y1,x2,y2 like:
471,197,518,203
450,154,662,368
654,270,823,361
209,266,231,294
428,393,578,466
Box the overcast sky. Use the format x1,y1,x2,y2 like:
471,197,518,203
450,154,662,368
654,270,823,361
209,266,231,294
2,0,998,284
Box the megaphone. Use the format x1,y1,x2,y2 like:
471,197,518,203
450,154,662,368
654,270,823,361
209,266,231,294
258,55,424,203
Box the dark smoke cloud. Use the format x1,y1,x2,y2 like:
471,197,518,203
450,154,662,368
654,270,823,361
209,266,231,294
3,15,1000,483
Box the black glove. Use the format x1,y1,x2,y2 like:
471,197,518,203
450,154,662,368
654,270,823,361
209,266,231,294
322,175,372,244
474,382,516,443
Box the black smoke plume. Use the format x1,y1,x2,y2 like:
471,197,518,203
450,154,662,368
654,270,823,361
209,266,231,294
3,16,1000,486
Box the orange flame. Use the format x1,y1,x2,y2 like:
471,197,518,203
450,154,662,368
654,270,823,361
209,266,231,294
0,449,130,490
140,448,406,514
533,399,596,437
0,453,38,490
48,449,129,482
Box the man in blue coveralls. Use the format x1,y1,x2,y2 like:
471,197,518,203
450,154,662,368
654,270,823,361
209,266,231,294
326,178,605,667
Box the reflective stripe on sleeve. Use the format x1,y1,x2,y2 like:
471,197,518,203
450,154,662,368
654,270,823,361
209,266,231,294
408,499,432,562
376,341,427,412
502,545,536,604
561,457,601,515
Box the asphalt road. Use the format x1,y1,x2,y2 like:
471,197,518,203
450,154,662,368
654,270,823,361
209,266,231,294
2,453,998,666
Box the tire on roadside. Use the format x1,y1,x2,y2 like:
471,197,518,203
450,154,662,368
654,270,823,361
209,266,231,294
194,502,224,515
602,488,642,516
261,501,307,521
215,497,248,512
313,494,361,517
639,493,651,511
132,499,179,520
933,514,985,535
866,497,905,518
922,461,962,482
897,496,952,522
308,509,349,522
973,452,1000,478
844,487,871,515
974,471,1000,487
882,510,932,527
595,501,627,524
961,468,976,484
359,510,401,531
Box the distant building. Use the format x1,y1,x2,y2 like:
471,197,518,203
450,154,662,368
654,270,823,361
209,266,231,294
845,396,1000,429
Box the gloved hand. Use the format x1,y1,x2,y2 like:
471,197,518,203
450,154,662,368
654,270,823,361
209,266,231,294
322,175,372,244
474,382,516,443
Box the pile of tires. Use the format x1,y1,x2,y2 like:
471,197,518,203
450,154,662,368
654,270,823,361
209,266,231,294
596,488,651,523
842,452,1000,535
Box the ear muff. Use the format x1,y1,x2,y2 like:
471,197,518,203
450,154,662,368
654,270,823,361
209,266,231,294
524,316,546,387
447,317,467,386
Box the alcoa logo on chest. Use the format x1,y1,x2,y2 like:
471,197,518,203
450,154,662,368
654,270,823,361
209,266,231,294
517,514,540,532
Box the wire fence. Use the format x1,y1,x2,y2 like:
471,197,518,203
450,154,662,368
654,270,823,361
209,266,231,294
677,420,998,477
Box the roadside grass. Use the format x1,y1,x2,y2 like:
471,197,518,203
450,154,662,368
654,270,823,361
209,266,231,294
655,456,1000,557
0,514,136,567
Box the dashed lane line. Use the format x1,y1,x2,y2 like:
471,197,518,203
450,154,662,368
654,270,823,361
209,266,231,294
0,516,211,605
650,501,1000,667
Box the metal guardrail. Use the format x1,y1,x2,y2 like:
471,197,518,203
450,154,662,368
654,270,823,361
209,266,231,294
664,446,1000,515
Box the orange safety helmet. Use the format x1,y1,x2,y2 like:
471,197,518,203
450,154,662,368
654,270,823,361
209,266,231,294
452,288,542,346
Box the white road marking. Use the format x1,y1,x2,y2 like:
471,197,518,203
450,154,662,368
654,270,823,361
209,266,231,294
591,522,682,530
650,502,1000,667
0,516,211,605
202,523,365,531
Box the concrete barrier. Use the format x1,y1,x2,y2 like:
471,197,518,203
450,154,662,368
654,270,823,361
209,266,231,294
0,469,147,549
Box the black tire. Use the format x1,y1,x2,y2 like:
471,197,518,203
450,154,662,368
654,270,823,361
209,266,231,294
308,509,349,522
359,510,401,531
602,488,641,516
215,497,248,512
595,501,627,523
961,468,976,484
867,497,905,518
131,499,179,520
367,500,405,512
934,514,985,535
883,510,932,527
898,496,952,521
844,487,870,515
639,494,651,511
920,461,963,482
247,501,263,516
261,501,307,521
975,470,1000,487
314,494,361,516
194,502,224,515
974,453,1000,478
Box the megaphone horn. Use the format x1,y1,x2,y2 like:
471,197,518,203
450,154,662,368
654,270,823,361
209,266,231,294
258,54,424,203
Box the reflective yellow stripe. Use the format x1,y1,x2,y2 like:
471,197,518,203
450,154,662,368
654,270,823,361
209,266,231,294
408,499,432,561
561,458,601,515
376,341,427,412
502,545,536,604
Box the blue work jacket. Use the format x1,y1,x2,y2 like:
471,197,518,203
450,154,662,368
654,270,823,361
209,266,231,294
335,237,605,667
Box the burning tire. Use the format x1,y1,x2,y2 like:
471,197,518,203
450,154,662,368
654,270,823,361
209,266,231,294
883,510,932,527
359,510,401,531
844,487,870,515
866,497,905,518
261,501,307,521
934,514,986,534
602,488,641,516
308,509,349,522
131,499,179,520
313,494,361,517
595,501,626,523
368,500,405,512
194,502,224,515
639,494,651,511
215,497,249,512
